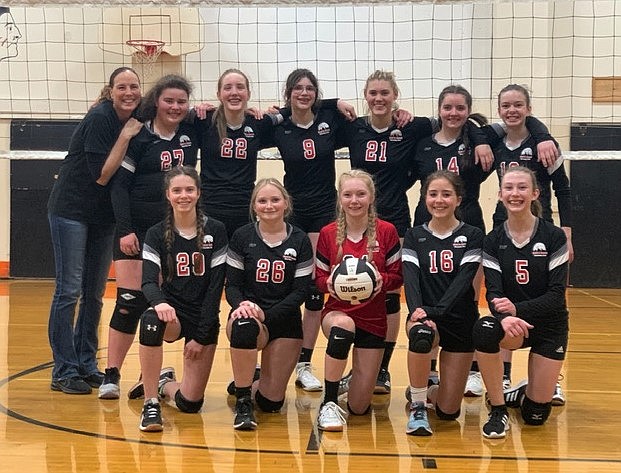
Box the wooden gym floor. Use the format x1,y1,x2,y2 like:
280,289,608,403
0,280,620,472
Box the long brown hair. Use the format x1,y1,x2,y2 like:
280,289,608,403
213,68,250,144
162,166,206,282
501,166,543,217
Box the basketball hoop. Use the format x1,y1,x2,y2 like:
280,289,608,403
126,39,165,78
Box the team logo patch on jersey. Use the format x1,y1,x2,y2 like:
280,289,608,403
453,235,468,249
520,147,533,161
202,234,214,249
244,126,255,138
179,135,192,148
532,242,548,257
283,248,298,261
389,129,403,142
458,143,467,156
368,240,380,253
317,122,331,136
424,146,432,151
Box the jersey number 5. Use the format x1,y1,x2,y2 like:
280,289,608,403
515,260,529,284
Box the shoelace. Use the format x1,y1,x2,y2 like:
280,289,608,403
412,405,427,421
324,403,345,422
144,404,160,420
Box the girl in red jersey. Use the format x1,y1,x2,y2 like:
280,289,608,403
315,169,402,431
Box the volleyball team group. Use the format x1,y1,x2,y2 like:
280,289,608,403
46,65,572,440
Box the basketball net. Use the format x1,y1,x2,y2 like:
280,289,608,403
126,39,165,79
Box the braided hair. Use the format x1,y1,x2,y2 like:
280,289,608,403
335,169,378,263
162,166,205,282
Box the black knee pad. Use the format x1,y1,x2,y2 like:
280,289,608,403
408,324,434,353
109,288,148,334
520,395,552,425
347,401,370,416
139,308,166,347
435,403,460,420
326,326,355,360
472,316,504,353
174,390,204,413
255,390,284,413
385,293,401,314
305,286,325,311
230,317,260,349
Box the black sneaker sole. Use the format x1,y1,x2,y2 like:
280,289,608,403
50,381,92,395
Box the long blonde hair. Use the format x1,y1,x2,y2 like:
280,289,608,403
335,169,378,262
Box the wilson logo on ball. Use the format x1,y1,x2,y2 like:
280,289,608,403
330,256,378,305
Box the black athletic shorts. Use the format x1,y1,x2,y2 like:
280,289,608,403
353,325,385,349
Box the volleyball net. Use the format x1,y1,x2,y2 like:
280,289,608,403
1,0,620,148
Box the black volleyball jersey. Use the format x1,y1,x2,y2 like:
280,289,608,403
340,117,434,225
492,134,571,227
142,217,228,345
111,121,199,236
402,222,483,320
196,112,278,217
483,218,569,325
225,223,314,325
274,108,346,219
412,135,491,225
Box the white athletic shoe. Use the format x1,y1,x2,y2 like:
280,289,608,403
464,371,484,397
551,382,566,406
295,362,323,392
317,401,347,432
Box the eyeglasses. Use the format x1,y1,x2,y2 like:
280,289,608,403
292,84,317,93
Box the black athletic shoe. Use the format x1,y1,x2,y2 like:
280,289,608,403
227,367,261,396
482,407,509,439
128,367,176,400
139,399,163,432
374,368,391,394
504,380,527,408
83,371,105,388
51,377,92,395
98,367,121,399
233,396,257,430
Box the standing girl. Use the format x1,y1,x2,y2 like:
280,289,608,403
47,67,142,394
315,170,402,431
225,178,314,430
273,69,351,391
135,166,227,432
99,75,199,399
196,69,282,239
402,171,483,436
338,71,492,393
472,167,569,438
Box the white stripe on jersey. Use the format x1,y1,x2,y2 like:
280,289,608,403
549,244,569,271
386,248,402,267
461,248,482,265
482,252,502,273
316,259,331,273
211,249,227,268
142,243,161,269
401,249,420,267
120,156,136,173
295,259,314,278
226,250,244,271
